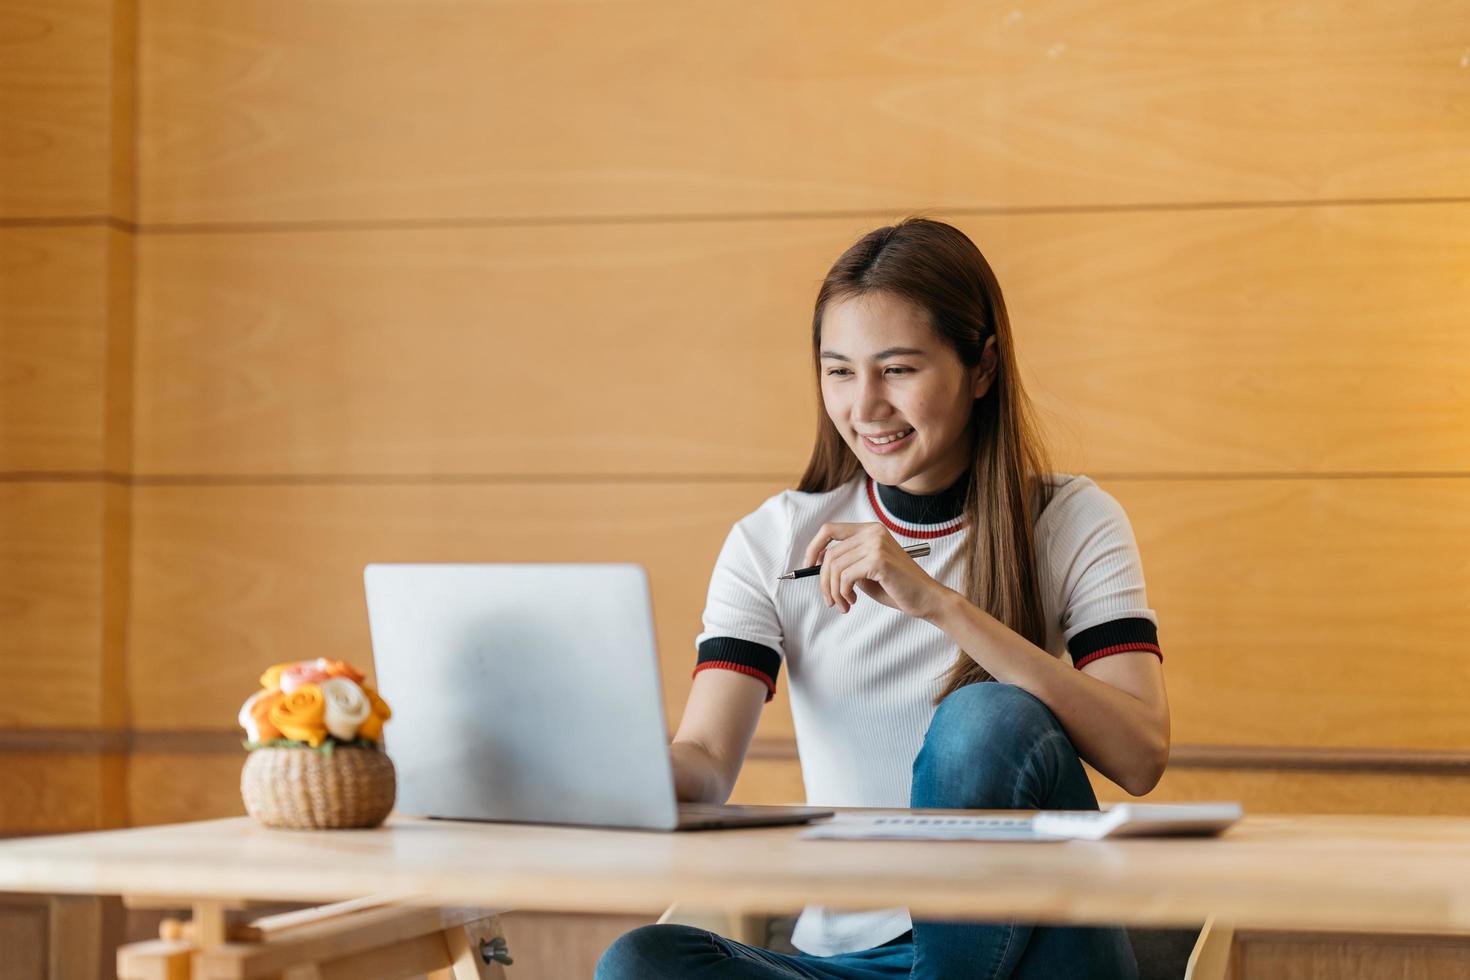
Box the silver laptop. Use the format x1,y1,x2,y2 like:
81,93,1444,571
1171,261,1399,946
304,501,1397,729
363,563,832,831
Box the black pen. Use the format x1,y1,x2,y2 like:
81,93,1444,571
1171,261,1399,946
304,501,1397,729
777,543,932,581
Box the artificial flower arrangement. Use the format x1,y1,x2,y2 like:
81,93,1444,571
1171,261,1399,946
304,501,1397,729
238,658,397,829
238,658,392,751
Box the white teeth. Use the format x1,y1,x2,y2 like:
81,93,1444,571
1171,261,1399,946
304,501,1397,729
866,428,913,445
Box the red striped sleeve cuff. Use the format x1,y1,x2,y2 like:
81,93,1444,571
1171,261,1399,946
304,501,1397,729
1067,618,1163,670
693,638,782,702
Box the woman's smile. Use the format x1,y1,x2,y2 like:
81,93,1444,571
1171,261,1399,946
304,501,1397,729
860,427,916,453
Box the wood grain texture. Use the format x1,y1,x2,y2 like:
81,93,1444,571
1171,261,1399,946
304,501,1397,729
0,483,105,728
491,912,655,980
1111,477,1470,750
1233,930,1470,979
133,204,1470,476
106,737,1470,825
0,228,110,472
103,227,135,475
126,477,1470,753
0,754,122,835
0,0,115,218
126,480,797,739
1092,766,1470,816
728,757,807,807
127,752,244,828
0,897,47,980
9,812,1470,931
49,895,126,980
115,748,1470,829
100,482,131,732
136,0,1470,223
107,0,136,223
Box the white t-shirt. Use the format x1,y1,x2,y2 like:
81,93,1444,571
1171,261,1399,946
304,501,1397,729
692,471,1162,957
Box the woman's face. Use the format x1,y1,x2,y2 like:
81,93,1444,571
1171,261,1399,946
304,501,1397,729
819,290,996,494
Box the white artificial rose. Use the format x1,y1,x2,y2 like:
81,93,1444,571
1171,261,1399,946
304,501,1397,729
238,689,267,742
321,677,373,741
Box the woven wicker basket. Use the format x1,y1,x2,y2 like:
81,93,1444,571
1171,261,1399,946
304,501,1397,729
241,746,396,829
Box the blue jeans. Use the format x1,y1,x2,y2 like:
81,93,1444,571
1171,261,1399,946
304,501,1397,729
596,682,1140,979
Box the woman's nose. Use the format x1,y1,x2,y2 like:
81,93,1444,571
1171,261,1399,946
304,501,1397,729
853,374,890,419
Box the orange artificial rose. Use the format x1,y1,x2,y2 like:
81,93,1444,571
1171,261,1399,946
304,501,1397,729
268,683,328,747
259,662,296,690
317,659,366,684
361,684,393,721
249,689,285,741
357,712,383,742
355,684,392,742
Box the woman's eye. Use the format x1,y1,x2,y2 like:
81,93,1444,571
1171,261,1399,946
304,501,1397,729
823,367,912,377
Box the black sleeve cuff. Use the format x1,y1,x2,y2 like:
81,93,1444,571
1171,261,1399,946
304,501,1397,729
693,637,782,702
1066,617,1163,670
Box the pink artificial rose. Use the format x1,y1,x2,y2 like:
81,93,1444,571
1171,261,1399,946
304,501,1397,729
279,661,331,694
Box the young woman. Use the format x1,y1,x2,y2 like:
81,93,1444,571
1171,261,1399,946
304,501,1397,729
597,217,1168,979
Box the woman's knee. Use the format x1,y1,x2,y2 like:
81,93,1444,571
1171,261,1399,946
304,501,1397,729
595,923,706,980
911,683,1070,808
927,683,1063,760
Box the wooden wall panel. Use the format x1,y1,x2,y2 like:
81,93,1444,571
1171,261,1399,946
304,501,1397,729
492,912,657,980
1093,766,1470,816
127,480,796,739
122,751,1470,827
744,757,1470,815
127,752,242,828
1232,930,1470,979
1115,478,1470,750
0,754,122,835
133,204,1470,477
128,477,1469,752
746,758,1470,814
730,756,1470,816
0,0,115,218
0,0,134,860
0,897,47,980
0,484,105,729
0,228,110,472
124,751,812,829
136,1,1470,224
728,758,806,807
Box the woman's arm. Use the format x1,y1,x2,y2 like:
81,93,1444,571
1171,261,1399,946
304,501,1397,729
668,669,768,804
925,588,1170,797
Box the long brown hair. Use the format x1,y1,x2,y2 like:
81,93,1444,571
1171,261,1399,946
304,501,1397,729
796,217,1056,703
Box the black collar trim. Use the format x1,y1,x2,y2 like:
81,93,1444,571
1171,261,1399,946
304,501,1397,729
871,471,969,526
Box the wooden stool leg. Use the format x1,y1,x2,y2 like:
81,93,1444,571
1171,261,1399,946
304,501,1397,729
443,916,509,980
117,940,194,980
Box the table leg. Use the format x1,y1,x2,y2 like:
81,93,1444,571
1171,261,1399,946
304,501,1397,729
443,915,509,980
157,900,510,980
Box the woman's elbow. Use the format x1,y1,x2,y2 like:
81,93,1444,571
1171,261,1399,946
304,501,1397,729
1121,737,1169,797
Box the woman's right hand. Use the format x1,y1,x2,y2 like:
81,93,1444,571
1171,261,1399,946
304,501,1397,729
667,669,768,804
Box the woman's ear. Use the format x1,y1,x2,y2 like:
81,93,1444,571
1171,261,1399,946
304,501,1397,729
972,336,999,399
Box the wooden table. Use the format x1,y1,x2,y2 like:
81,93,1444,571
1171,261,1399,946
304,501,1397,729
3,810,1470,978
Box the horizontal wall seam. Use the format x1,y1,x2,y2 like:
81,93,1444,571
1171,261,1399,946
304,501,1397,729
3,194,1469,236
3,729,1469,774
0,216,115,229
3,471,1469,487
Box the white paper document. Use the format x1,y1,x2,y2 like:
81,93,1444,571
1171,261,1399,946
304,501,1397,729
800,803,1243,842
801,813,1060,842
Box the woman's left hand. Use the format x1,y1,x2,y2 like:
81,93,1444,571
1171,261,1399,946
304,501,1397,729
801,522,953,621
